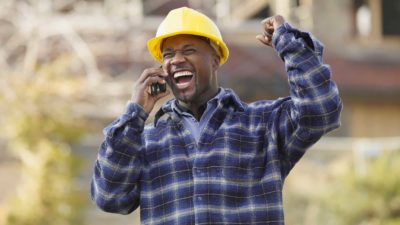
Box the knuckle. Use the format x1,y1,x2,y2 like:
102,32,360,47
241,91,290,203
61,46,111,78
142,68,150,74
147,76,160,85
143,68,154,75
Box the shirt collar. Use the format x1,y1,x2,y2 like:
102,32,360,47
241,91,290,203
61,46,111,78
154,88,245,126
172,88,225,117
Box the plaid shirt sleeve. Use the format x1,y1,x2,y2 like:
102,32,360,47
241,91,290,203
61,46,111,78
91,102,149,214
271,23,342,176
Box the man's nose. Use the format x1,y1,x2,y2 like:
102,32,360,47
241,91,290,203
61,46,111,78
170,51,186,65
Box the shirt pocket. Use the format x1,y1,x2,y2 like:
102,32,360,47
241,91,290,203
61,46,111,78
221,132,265,182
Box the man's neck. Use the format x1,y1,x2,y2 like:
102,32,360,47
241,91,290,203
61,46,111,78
177,88,219,120
176,102,205,121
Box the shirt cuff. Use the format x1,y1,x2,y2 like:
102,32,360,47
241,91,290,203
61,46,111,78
272,22,320,59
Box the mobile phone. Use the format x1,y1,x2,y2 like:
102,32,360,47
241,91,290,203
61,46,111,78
150,82,167,96
150,66,168,96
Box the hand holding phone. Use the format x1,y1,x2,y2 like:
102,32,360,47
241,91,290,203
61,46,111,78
131,66,169,114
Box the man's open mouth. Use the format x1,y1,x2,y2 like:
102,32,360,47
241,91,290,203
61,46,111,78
173,70,194,89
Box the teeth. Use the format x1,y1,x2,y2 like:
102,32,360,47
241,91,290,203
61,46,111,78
174,71,193,79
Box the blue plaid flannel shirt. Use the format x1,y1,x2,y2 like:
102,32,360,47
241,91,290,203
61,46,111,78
91,23,342,225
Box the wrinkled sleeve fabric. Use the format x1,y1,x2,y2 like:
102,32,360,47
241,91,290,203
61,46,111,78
91,102,148,214
269,23,342,177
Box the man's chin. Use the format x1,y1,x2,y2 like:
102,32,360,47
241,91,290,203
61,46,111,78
174,89,195,103
176,94,192,103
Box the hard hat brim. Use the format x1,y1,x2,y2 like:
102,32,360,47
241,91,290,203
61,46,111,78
147,30,229,65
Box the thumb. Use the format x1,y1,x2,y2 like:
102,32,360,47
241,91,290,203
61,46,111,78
256,34,272,47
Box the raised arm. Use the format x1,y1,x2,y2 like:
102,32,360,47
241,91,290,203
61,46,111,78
258,16,342,176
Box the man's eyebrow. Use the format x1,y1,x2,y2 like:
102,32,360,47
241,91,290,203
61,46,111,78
163,44,195,52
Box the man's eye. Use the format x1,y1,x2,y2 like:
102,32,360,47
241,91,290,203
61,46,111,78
162,52,174,59
183,49,196,55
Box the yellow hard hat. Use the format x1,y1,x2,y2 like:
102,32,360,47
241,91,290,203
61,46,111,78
147,7,229,65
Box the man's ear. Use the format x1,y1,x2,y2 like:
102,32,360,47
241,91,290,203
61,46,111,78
212,54,220,70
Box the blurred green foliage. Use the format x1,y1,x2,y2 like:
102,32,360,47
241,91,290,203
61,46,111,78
0,56,89,225
320,152,400,225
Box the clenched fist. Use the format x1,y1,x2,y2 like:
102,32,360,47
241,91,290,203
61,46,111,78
256,15,285,47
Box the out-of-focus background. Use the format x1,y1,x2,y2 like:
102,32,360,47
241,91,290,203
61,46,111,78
1,0,399,225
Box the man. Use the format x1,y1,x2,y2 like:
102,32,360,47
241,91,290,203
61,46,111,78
91,7,342,225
